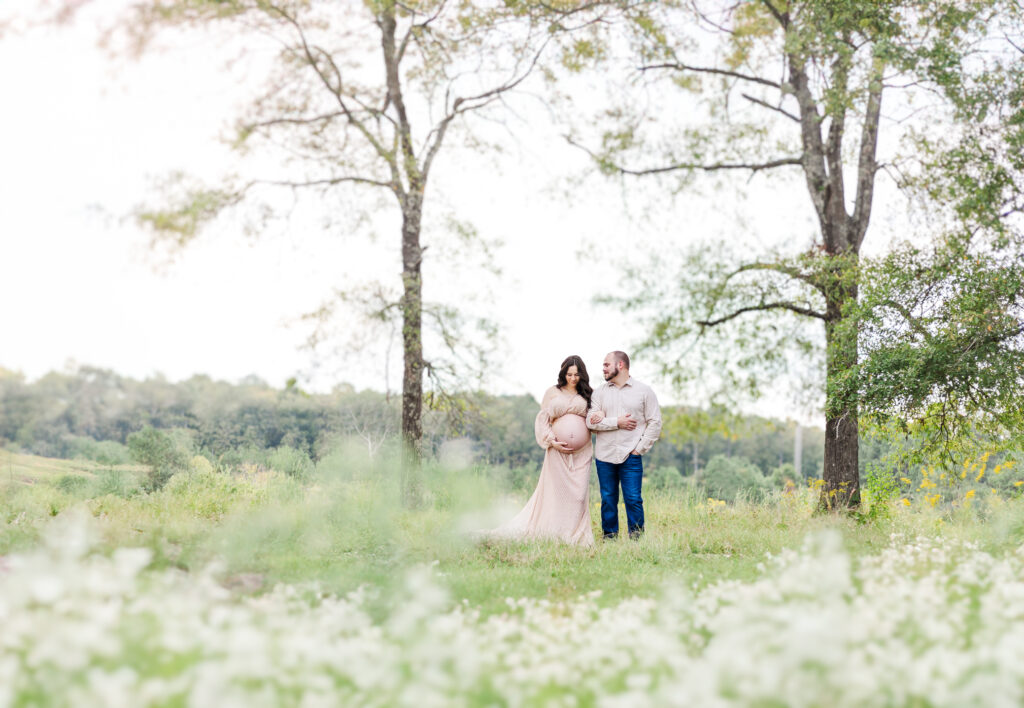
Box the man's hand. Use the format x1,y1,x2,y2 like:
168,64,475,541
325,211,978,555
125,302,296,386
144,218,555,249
589,410,605,424
550,439,572,452
617,414,638,431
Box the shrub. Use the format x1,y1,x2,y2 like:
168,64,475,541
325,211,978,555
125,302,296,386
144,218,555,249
768,463,798,491
266,446,314,479
644,465,687,491
161,457,239,519
698,455,768,502
55,474,91,496
860,463,902,521
126,427,190,491
92,468,143,499
213,445,268,471
67,436,132,466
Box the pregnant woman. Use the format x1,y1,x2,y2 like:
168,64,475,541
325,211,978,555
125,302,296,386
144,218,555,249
491,355,598,547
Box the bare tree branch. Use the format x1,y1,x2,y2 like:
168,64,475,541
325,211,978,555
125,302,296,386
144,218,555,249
741,93,799,122
567,135,802,176
421,35,551,181
698,301,827,328
250,175,395,190
241,111,345,132
396,0,448,66
269,4,402,194
731,260,826,293
1005,32,1024,55
639,62,781,88
758,0,789,28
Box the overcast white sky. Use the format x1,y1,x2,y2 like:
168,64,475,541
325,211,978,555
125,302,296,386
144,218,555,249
0,2,853,422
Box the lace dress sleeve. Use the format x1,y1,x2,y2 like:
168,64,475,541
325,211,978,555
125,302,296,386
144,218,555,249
535,386,560,449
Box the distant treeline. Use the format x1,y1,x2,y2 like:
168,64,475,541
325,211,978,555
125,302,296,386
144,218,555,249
0,366,845,480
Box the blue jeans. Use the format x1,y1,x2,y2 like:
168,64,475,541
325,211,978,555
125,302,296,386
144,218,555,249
595,455,644,537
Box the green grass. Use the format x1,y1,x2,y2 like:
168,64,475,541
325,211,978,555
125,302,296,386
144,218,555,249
0,449,144,483
6,450,1024,616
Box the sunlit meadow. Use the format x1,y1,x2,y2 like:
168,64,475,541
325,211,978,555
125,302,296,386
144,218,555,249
5,447,1024,706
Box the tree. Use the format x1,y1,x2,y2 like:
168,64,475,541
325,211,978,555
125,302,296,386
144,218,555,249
576,0,1024,508
127,425,191,490
122,0,586,502
339,390,399,458
698,454,767,502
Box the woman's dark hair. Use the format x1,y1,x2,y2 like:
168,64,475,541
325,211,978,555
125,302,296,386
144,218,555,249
557,355,593,409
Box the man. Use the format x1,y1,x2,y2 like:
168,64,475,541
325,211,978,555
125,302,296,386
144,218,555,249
586,351,662,539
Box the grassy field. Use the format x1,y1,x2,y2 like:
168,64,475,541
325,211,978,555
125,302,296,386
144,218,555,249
6,449,1024,705
4,449,1023,611
0,449,145,484
2,450,864,606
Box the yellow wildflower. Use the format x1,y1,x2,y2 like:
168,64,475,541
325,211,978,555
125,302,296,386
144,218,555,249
1015,481,1023,488
965,489,976,500
976,470,985,482
901,477,911,485
901,498,911,507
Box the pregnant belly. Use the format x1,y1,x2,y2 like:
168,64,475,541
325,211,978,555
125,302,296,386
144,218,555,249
551,414,590,451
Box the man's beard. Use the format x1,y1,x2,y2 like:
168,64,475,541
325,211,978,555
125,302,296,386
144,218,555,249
604,370,615,381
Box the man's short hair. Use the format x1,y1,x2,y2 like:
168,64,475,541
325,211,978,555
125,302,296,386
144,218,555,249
611,350,630,370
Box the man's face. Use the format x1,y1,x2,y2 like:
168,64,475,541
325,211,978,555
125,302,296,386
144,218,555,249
602,354,618,381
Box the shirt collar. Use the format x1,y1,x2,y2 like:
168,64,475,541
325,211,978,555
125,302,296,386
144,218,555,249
610,376,633,389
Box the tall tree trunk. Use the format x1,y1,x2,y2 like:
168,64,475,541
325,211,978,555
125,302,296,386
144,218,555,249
400,204,424,506
380,2,427,506
821,277,860,508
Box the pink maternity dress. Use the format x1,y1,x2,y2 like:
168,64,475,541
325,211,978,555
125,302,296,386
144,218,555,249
492,386,595,547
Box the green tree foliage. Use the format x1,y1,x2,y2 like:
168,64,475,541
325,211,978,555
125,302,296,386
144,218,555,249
653,407,826,479
126,426,191,491
855,241,1024,460
0,366,840,481
698,455,769,502
265,446,314,480
643,464,688,491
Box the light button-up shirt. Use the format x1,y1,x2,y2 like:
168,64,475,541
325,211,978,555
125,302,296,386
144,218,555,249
586,376,662,464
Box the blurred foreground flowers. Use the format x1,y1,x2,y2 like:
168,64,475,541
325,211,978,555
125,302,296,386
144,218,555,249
5,514,1024,706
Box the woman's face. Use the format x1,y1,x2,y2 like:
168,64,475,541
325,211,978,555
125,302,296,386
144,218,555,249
565,365,580,388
